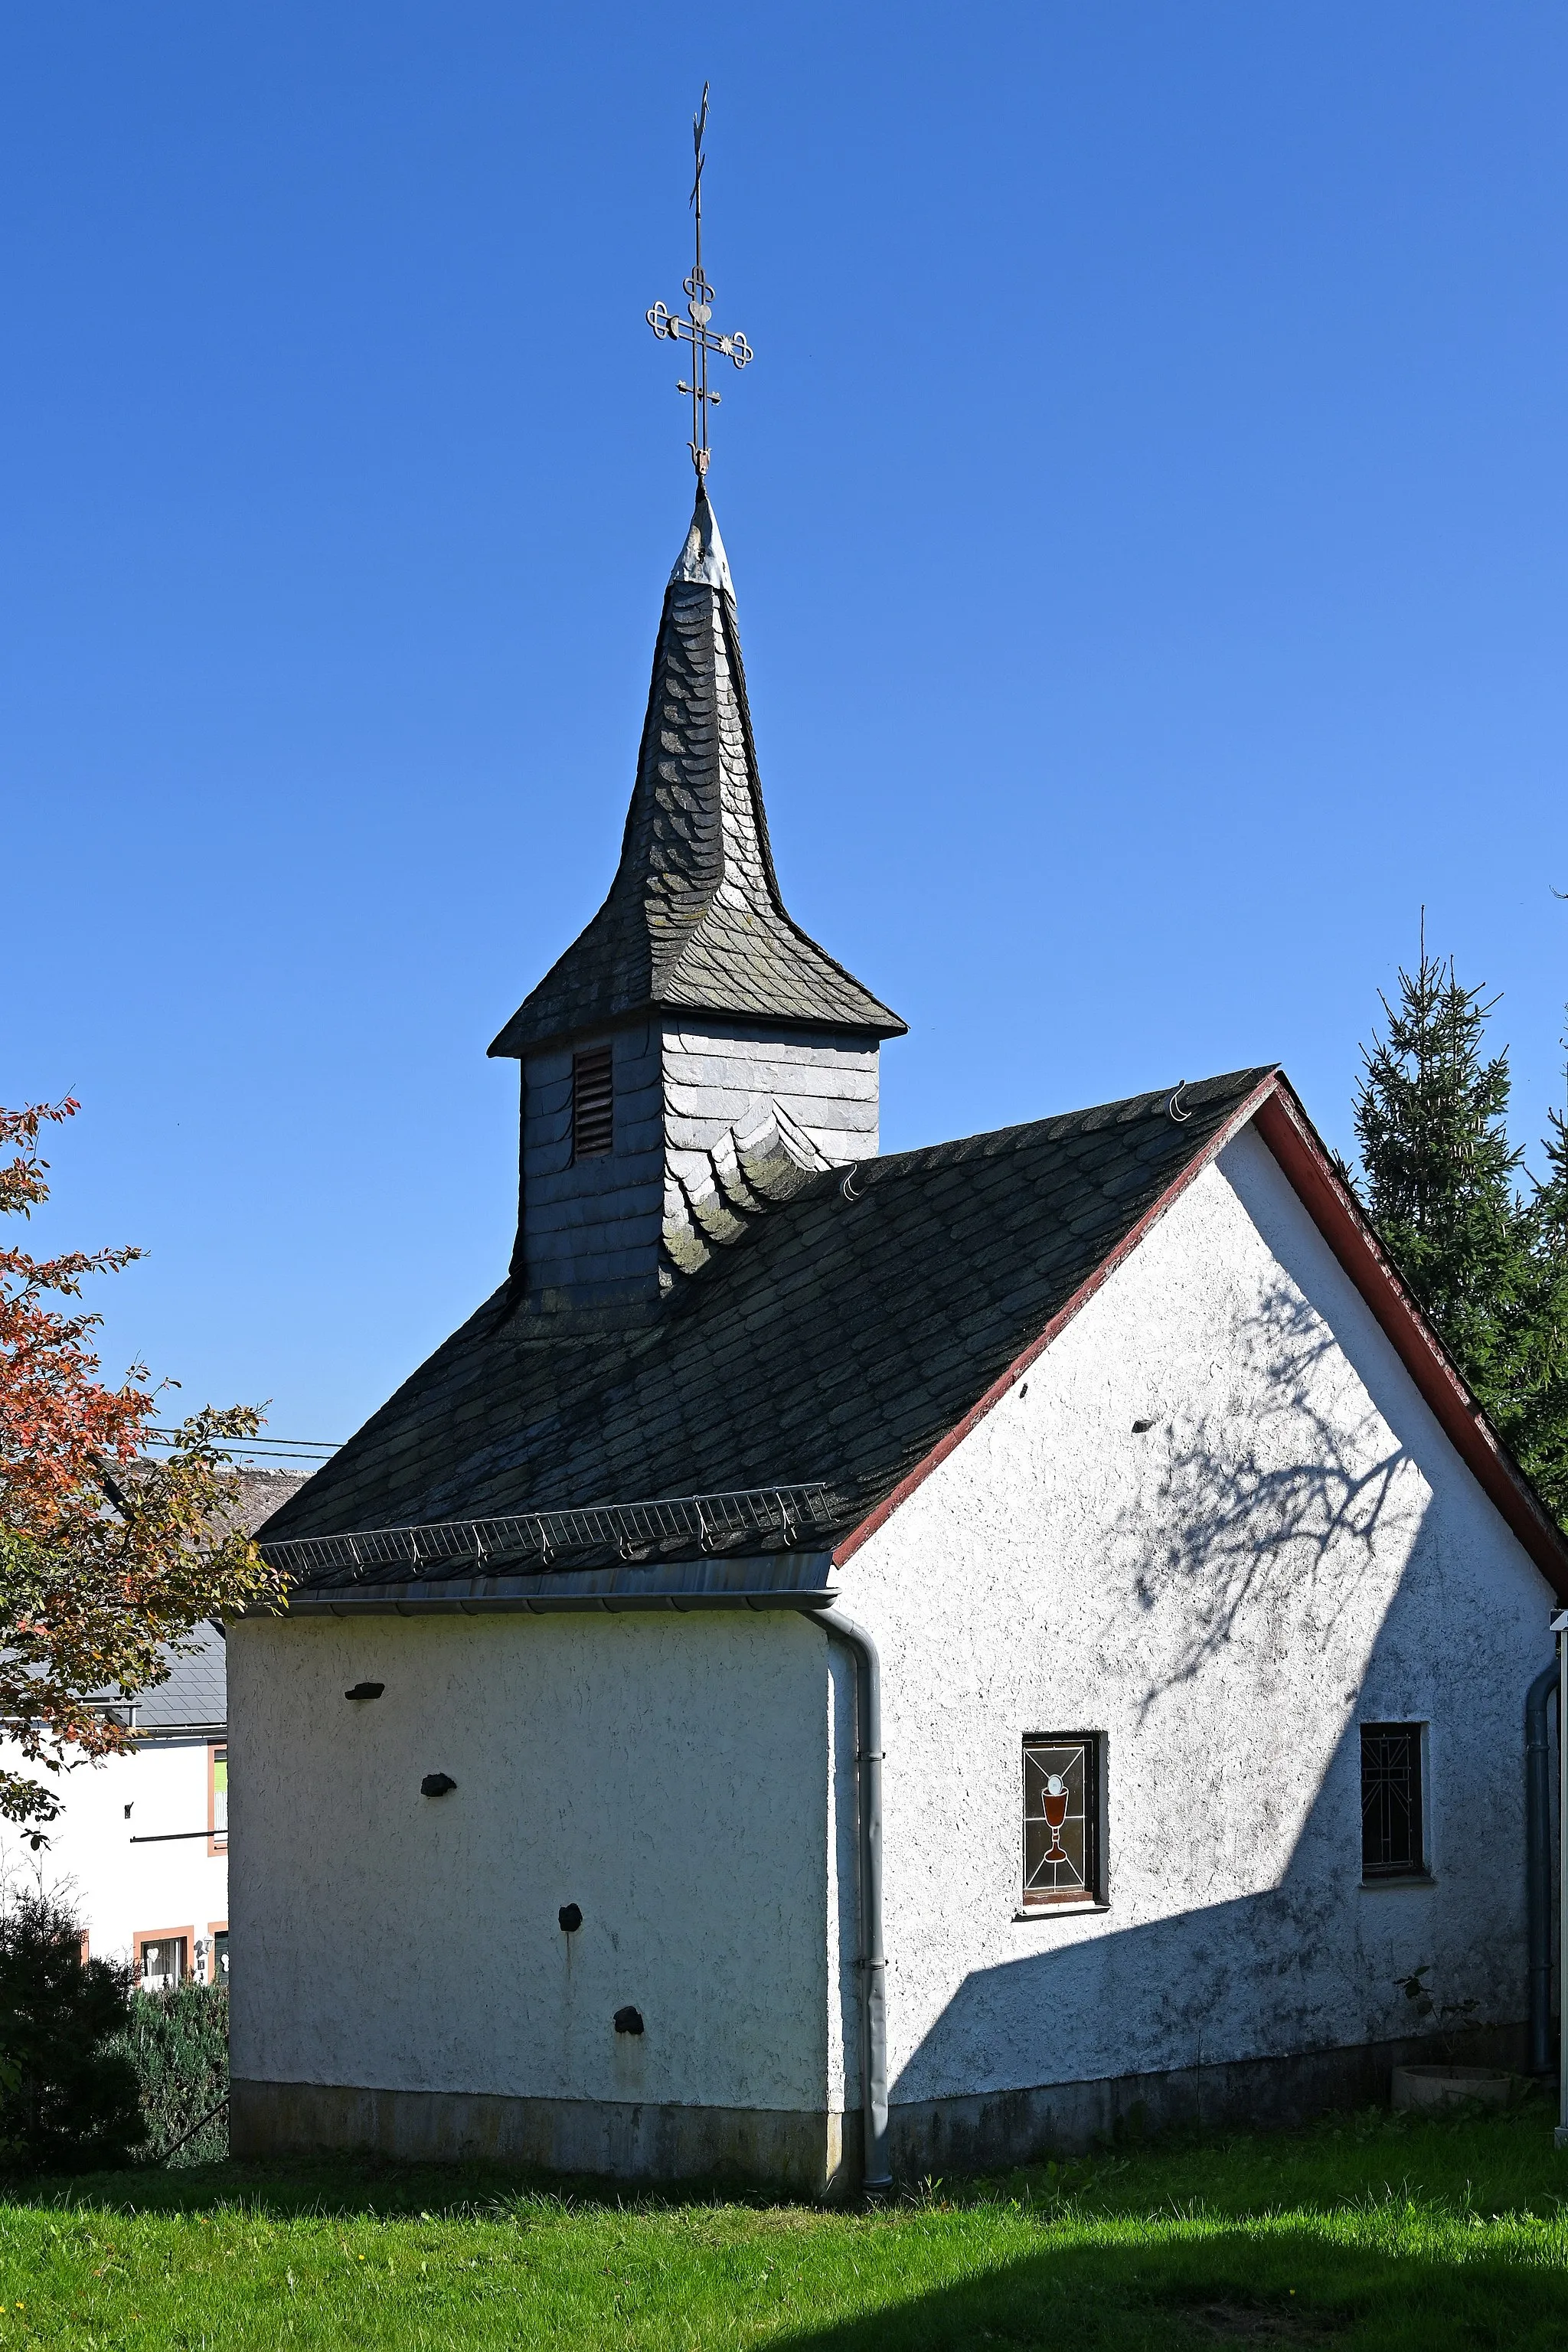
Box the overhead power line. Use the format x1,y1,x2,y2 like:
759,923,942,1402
145,1429,340,1464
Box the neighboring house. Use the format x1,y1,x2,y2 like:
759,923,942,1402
236,492,1568,2193
0,1470,301,1987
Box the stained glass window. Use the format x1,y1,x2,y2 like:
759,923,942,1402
1023,1736,1101,1907
1361,1723,1425,1878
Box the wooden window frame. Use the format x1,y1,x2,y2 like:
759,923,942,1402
1360,1721,1429,1882
200,1919,229,1985
1021,1733,1106,1911
570,1044,615,1161
134,1926,194,1988
207,1742,227,1857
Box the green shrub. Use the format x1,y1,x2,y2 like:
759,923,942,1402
108,1980,228,2164
0,1890,145,2173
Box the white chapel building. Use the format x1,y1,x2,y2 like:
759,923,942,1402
236,490,1568,2191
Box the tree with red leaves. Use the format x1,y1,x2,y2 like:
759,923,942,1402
0,1100,286,1839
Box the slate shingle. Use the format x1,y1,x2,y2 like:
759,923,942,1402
487,494,903,1060
262,1069,1274,1576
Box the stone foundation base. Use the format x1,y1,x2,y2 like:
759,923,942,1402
233,2022,1530,2194
890,2021,1530,2177
229,2078,849,2198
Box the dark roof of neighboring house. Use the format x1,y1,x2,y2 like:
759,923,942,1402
260,1069,1274,1568
131,1622,229,1731
90,1472,306,1730
488,492,904,1059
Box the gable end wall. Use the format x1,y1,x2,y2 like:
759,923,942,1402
838,1119,1555,2118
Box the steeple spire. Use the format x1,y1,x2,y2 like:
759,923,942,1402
491,106,900,1318
489,492,903,1060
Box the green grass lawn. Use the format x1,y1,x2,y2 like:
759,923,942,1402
3,2097,1568,2347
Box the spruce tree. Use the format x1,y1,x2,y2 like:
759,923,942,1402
1353,932,1532,1431
1513,1041,1568,1522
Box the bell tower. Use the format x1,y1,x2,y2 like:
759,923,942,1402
488,492,904,1317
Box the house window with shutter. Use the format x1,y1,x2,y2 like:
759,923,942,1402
208,1744,227,1856
1361,1723,1426,1879
1022,1734,1104,1908
571,1045,614,1161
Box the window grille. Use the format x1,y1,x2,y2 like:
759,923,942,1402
1361,1723,1425,1878
572,1044,614,1160
1023,1734,1102,1906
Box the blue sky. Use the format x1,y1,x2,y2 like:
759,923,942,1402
6,3,1566,1452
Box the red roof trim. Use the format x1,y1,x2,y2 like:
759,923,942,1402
833,1070,1568,1598
832,1069,1284,1569
1250,1080,1568,1599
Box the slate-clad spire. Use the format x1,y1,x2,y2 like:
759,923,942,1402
488,491,904,1060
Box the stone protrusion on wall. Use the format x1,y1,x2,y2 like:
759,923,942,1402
661,1100,833,1282
733,1102,831,1203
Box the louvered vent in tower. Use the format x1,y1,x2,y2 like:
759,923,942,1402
570,1046,614,1161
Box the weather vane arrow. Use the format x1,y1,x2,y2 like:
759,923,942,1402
646,83,753,482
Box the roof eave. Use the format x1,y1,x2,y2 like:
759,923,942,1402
488,994,907,1062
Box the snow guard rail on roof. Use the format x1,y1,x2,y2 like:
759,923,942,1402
258,1484,841,1584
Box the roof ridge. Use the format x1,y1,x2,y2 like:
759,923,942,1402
866,1066,1281,1180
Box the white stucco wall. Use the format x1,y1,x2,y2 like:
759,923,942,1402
838,1122,1557,2109
0,1736,227,1971
228,1609,838,2112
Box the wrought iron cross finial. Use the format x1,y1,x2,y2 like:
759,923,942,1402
646,83,753,482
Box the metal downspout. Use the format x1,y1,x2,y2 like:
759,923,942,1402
818,1609,891,2194
1526,1655,1559,2077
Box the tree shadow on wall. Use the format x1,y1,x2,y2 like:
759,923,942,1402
890,1246,1548,2121
1120,1276,1412,1717
767,2223,1568,2350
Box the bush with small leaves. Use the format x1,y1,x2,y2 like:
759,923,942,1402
106,1979,228,2164
0,1890,143,2172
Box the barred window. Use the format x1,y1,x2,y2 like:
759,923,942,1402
1361,1723,1425,1879
571,1045,614,1161
1023,1735,1102,1907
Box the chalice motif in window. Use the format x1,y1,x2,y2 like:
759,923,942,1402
1039,1771,1071,1868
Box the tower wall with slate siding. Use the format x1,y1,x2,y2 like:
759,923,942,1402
662,1022,877,1168
517,1026,665,1307
517,1020,878,1311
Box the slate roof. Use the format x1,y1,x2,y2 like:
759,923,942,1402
130,1622,229,1731
488,493,905,1058
82,1472,305,1727
260,1068,1274,1578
